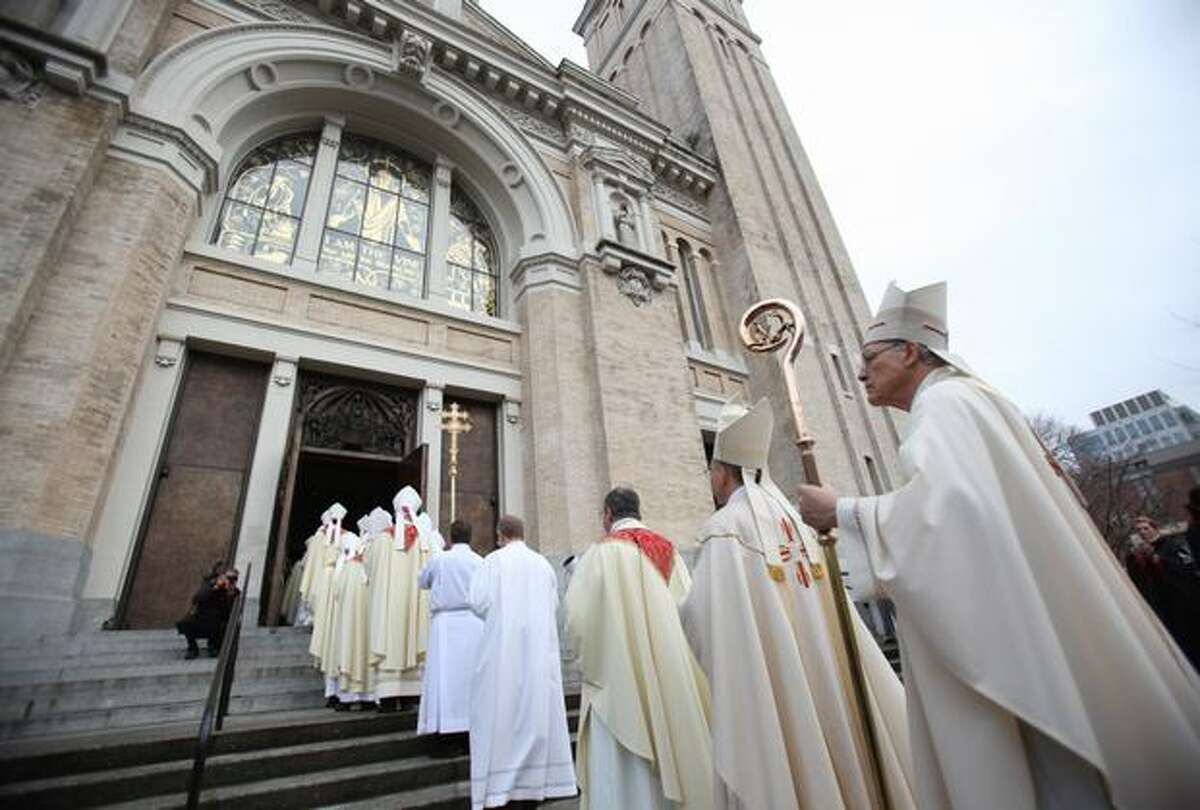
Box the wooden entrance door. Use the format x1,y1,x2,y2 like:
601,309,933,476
120,352,268,629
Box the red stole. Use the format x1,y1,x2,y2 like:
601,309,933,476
607,527,675,582
386,523,418,551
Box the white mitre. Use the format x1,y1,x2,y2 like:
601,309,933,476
393,486,422,523
415,512,435,552
712,398,789,567
368,506,394,537
866,280,971,373
327,502,348,544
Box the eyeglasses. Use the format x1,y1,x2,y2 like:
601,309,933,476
859,342,905,368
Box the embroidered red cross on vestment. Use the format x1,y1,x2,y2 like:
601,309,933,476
607,528,675,582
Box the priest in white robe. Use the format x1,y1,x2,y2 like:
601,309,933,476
468,514,577,809
325,513,376,710
565,486,715,810
369,486,432,709
307,502,346,703
681,398,915,810
798,281,1200,810
417,518,484,735
294,506,333,628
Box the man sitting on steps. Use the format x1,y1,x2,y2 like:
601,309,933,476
176,567,240,659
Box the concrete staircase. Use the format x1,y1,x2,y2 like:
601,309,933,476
0,627,326,739
0,628,581,808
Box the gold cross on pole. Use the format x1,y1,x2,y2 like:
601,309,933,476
441,402,473,522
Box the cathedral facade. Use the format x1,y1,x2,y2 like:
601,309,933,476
0,0,900,638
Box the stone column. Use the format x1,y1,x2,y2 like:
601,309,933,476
499,398,525,519
511,253,605,553
0,155,197,642
419,383,445,528
591,174,615,242
234,356,298,615
635,193,654,254
79,335,188,630
425,157,454,303
293,115,345,271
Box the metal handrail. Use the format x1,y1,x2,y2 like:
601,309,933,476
186,562,251,810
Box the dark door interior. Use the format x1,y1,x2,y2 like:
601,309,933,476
438,396,499,557
120,351,268,629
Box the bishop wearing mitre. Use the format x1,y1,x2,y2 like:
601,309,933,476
565,486,714,810
680,398,915,810
306,502,346,704
369,486,432,710
798,281,1200,809
326,510,385,710
295,506,333,628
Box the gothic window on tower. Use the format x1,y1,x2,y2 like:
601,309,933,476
678,239,714,350
446,186,499,317
319,134,431,296
214,133,318,264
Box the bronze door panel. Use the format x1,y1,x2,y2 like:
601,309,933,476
121,352,268,629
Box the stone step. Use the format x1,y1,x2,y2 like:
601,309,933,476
0,658,317,690
0,681,329,739
0,628,312,662
0,727,452,809
0,708,417,784
0,648,316,676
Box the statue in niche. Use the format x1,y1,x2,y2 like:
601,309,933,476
612,199,638,247
0,49,37,104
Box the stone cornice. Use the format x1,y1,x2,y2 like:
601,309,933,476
281,1,716,202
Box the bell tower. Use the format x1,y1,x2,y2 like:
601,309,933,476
575,0,903,496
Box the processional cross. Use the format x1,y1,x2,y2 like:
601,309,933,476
441,402,473,521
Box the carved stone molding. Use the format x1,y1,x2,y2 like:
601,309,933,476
432,99,461,128
271,357,297,387
596,239,674,307
298,373,418,456
395,30,433,80
0,49,41,107
343,63,374,89
154,336,185,368
503,400,522,426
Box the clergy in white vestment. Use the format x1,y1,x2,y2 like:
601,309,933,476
680,398,916,810
325,513,378,709
417,518,484,735
369,486,432,708
307,502,346,702
798,281,1200,810
565,486,715,810
294,506,333,628
468,515,577,809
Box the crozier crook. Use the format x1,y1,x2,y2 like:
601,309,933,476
738,297,893,810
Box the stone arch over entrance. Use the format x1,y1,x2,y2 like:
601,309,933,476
129,22,578,270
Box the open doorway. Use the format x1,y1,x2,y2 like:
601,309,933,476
262,370,424,625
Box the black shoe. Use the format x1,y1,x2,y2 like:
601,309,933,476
325,696,339,709
377,698,397,714
334,701,351,712
184,649,199,660
360,702,377,712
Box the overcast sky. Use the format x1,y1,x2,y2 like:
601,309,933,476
486,0,1200,427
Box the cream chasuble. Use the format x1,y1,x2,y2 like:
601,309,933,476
836,368,1200,810
306,527,341,670
565,518,715,810
417,542,485,734
681,488,915,810
328,530,373,699
468,540,577,809
368,511,431,698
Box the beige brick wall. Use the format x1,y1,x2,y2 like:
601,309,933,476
0,158,196,541
580,261,714,546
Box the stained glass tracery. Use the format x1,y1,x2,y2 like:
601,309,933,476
215,134,317,264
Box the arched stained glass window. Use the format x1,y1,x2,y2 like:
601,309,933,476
214,134,318,264
446,187,498,316
319,134,432,296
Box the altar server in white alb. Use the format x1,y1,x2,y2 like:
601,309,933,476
798,281,1200,810
369,486,432,709
681,399,914,810
417,518,484,735
468,515,577,809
